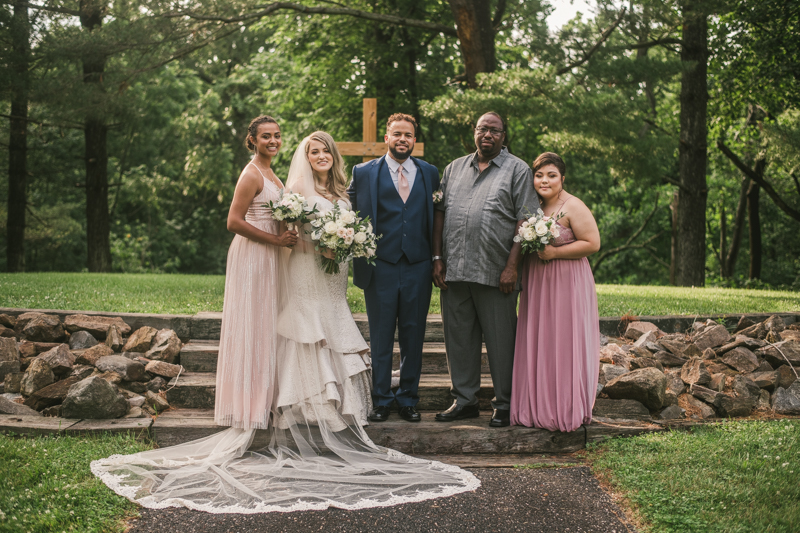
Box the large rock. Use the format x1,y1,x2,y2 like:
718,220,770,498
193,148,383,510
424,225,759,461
763,315,785,333
599,344,631,369
0,395,41,416
601,363,627,384
732,375,761,398
96,355,146,382
23,376,80,411
678,393,716,419
680,357,711,386
747,371,778,391
146,377,166,393
123,326,158,352
17,340,59,358
36,344,75,377
0,325,16,338
0,337,20,363
4,372,23,393
625,321,661,341
775,365,798,390
715,335,766,356
758,340,800,369
781,330,800,341
64,314,131,339
61,376,129,419
14,312,45,333
144,329,182,364
68,331,99,350
654,350,688,367
20,358,54,396
0,314,17,328
75,344,114,366
144,360,183,379
715,392,756,418
656,404,685,420
0,360,20,380
693,324,731,351
772,382,800,415
721,347,759,373
690,383,721,404
22,314,65,342
664,374,685,406
629,357,664,372
592,398,651,420
105,324,124,351
603,367,667,410
734,315,755,333
144,390,169,412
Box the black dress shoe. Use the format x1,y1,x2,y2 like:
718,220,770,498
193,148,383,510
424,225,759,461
435,402,480,422
398,406,421,422
489,409,510,427
368,405,391,422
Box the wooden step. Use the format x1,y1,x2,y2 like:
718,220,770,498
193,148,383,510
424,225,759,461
179,340,489,374
166,372,497,411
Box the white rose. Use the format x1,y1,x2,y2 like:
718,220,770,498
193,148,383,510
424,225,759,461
540,237,548,244
324,221,338,234
552,227,561,238
534,221,548,236
355,232,367,243
513,235,522,243
344,235,354,245
523,227,536,241
366,248,376,257
521,221,530,228
340,210,356,224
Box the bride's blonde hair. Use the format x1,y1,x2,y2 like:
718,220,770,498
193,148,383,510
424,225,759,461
306,131,348,200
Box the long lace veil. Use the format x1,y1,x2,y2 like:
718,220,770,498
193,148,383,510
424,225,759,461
91,138,479,513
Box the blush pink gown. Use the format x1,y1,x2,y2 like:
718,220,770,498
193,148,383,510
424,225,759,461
510,220,600,432
214,173,282,429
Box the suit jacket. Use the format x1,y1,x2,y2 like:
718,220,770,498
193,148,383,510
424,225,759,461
347,154,440,290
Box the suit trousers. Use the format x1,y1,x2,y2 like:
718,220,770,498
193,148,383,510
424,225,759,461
441,281,519,411
364,256,432,408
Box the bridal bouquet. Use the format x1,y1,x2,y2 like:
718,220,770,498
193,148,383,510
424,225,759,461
513,209,564,255
265,190,318,230
309,203,379,274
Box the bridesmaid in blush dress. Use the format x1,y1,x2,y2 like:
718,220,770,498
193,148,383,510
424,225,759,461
510,152,601,433
214,115,298,429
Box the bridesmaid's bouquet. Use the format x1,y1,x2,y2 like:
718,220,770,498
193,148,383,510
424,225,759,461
265,190,318,230
514,209,564,255
309,203,380,274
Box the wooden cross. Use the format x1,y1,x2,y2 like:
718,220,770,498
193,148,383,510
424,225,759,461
336,98,425,163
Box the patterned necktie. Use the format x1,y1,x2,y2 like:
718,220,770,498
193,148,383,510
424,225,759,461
397,164,410,203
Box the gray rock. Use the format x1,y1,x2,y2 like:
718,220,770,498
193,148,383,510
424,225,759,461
601,364,628,384
127,394,146,408
120,381,147,394
37,344,75,377
664,374,686,406
734,316,756,333
757,389,771,409
776,365,798,390
678,393,716,419
61,376,129,419
715,335,767,356
122,326,158,353
146,376,166,393
721,347,759,373
68,331,99,350
693,324,732,351
654,350,688,367
604,367,667,410
709,373,726,392
41,404,62,417
747,371,778,391
592,398,651,420
658,339,690,357
625,321,661,340
656,404,685,420
22,314,65,342
758,340,800,369
70,364,95,380
733,375,761,398
64,314,131,339
145,390,169,412
690,383,721,404
96,355,146,382
144,329,182,364
23,376,80,411
772,382,800,415
20,358,54,396
681,357,712,386
0,360,21,380
105,324,124,351
715,392,756,417
144,360,183,379
739,322,767,339
755,360,774,372
124,406,146,418
633,330,657,348
0,395,41,416
75,344,114,366
14,312,45,333
92,370,123,385
0,336,20,362
3,372,23,393
630,357,664,372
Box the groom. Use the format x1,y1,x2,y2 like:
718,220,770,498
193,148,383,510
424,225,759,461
348,113,439,423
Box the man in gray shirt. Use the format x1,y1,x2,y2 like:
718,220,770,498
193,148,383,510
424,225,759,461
432,112,539,427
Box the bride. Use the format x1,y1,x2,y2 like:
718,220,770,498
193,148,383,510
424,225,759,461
91,130,479,513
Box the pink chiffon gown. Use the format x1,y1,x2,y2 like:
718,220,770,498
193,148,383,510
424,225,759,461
214,172,282,429
510,220,600,432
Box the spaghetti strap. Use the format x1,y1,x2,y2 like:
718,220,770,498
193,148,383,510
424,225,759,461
554,196,572,217
248,160,267,180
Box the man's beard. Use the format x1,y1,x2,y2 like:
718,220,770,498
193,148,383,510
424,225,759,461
389,143,412,161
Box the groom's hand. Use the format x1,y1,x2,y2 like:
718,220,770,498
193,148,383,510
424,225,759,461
432,260,448,290
499,266,517,294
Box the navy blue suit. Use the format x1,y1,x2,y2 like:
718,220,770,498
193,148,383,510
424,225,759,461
348,155,440,408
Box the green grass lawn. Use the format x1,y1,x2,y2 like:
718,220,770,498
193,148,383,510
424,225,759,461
585,420,800,533
1,272,799,317
0,432,152,533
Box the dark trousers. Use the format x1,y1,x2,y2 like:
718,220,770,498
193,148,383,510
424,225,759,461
364,256,432,408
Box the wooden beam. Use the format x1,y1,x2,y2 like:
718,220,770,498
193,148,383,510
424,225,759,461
362,98,378,163
338,142,425,158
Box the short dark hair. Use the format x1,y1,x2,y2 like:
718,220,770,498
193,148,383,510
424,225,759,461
478,111,507,133
386,113,417,136
245,115,279,151
532,152,566,177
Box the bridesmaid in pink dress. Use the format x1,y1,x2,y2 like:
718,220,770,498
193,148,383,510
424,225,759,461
214,116,298,429
510,152,601,433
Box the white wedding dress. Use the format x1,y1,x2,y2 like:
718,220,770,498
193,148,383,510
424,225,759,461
91,137,479,513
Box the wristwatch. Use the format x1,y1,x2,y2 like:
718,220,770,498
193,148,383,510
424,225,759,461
432,256,443,261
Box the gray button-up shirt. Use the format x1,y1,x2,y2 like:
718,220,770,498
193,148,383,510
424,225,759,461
436,148,539,288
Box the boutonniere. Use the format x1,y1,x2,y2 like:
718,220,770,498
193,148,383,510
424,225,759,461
432,189,444,204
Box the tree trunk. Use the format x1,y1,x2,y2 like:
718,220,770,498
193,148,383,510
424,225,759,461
448,0,496,88
719,201,726,277
747,162,765,280
675,2,708,286
670,191,678,285
81,1,112,272
723,177,749,278
7,1,29,272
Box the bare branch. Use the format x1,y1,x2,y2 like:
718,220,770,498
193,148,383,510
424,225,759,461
492,0,507,31
717,139,800,222
592,195,663,271
618,37,682,50
556,7,627,75
1,1,82,17
167,2,458,36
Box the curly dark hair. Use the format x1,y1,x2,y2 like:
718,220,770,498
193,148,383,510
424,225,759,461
245,115,279,151
386,113,417,136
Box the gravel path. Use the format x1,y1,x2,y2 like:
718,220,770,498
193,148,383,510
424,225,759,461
127,466,637,533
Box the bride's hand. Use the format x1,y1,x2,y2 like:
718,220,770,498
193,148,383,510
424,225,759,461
277,230,298,247
322,248,336,260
